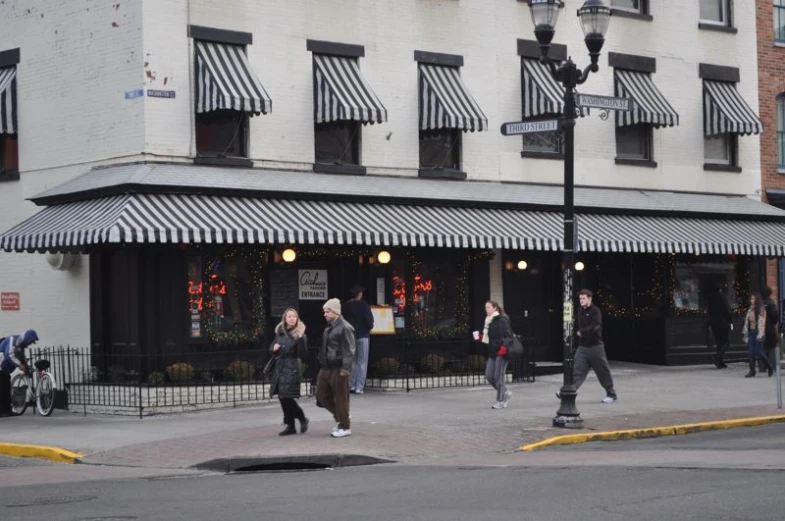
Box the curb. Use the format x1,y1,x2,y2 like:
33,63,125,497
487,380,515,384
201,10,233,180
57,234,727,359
0,443,84,464
520,414,785,452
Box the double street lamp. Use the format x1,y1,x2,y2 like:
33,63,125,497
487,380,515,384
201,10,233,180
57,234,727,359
527,0,612,429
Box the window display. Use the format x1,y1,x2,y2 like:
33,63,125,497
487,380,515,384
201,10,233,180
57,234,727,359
673,261,737,312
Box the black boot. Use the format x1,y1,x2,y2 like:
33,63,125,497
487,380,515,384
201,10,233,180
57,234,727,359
764,357,774,377
279,423,297,436
299,416,309,434
744,360,756,378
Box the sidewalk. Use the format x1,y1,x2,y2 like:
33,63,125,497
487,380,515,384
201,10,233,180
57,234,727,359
1,362,783,468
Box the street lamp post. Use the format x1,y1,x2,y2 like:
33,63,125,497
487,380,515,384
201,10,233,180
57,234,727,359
527,0,611,429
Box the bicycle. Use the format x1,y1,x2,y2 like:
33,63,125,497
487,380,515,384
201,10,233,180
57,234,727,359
9,359,57,416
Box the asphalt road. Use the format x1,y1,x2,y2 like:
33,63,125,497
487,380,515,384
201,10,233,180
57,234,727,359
1,425,783,521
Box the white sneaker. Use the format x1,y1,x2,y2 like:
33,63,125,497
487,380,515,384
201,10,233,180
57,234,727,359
602,395,617,404
331,428,352,438
502,390,512,407
332,424,340,434
491,401,505,409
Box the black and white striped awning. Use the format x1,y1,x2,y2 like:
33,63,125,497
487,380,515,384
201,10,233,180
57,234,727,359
195,41,272,115
614,70,679,128
703,80,762,136
0,66,17,134
313,54,387,124
419,64,487,132
521,59,586,118
4,194,785,256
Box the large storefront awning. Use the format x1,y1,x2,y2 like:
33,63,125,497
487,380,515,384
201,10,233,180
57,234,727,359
195,41,272,115
703,80,762,136
0,65,16,133
313,54,387,124
418,64,487,132
4,191,785,256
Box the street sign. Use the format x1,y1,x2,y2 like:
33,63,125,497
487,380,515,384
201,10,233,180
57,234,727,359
500,119,559,136
575,93,630,111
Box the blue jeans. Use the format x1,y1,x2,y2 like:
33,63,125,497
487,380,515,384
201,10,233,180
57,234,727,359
748,335,765,358
350,337,370,393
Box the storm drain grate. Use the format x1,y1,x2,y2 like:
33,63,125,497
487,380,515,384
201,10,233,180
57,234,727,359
6,495,97,508
233,462,331,472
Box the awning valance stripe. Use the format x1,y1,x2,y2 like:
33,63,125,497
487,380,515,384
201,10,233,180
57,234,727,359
195,41,271,115
419,64,487,132
521,59,587,119
614,70,679,128
313,54,387,124
703,80,762,136
0,66,17,134
3,194,785,256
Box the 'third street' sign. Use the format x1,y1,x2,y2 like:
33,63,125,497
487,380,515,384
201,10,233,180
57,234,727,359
575,93,630,111
500,119,559,136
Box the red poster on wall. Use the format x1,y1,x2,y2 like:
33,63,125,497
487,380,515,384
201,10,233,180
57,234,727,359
1,292,20,311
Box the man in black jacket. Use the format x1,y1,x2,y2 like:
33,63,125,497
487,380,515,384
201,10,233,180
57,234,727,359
558,289,617,403
343,284,374,394
762,286,780,372
707,287,733,369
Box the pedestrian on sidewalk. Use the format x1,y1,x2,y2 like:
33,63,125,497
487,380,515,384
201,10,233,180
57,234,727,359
343,284,374,395
557,289,617,403
0,330,38,417
479,300,514,409
707,286,732,369
316,298,356,438
269,308,309,436
762,287,779,373
742,293,774,378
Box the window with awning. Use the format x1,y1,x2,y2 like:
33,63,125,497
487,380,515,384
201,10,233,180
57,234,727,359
0,50,19,180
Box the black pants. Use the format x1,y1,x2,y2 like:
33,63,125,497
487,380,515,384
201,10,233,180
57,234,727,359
712,326,730,364
279,398,305,427
0,371,11,415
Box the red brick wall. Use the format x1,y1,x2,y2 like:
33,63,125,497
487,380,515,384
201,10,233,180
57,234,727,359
757,0,785,301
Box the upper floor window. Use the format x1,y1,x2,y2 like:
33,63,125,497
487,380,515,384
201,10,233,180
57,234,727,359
420,129,461,171
0,51,19,181
700,0,731,26
616,124,653,161
777,95,785,168
704,133,737,166
776,0,785,41
611,0,647,14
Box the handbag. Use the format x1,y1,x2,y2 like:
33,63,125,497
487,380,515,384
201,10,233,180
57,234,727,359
262,354,278,377
508,335,524,361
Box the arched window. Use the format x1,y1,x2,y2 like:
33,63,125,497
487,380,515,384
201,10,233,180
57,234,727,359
778,94,785,168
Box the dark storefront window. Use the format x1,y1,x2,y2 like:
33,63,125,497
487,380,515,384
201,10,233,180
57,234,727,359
410,262,459,336
673,260,737,313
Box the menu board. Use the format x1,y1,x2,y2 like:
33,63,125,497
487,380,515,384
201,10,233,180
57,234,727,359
269,269,299,318
370,305,396,335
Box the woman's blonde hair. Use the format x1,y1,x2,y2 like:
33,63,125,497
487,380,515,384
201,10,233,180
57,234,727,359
276,307,306,337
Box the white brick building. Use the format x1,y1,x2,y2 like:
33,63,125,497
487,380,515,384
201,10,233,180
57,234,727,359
0,0,781,367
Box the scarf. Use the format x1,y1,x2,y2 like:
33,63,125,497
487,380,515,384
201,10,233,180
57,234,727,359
482,311,499,344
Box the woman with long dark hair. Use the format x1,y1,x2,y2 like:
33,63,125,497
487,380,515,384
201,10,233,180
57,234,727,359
742,293,774,378
480,300,515,409
269,308,309,435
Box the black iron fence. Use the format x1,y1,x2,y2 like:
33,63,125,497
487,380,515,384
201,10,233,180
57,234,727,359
28,336,534,416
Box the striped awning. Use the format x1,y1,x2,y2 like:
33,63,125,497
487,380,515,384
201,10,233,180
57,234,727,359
614,70,679,128
0,66,17,134
313,54,387,124
3,194,785,256
521,59,586,118
419,64,488,132
195,41,271,115
703,80,763,136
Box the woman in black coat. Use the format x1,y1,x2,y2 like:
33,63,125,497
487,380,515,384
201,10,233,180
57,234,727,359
480,300,515,409
270,308,309,435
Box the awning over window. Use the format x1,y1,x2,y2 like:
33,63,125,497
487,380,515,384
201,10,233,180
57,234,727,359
614,69,679,128
0,66,17,134
703,80,763,136
4,192,785,257
521,59,586,118
313,54,387,125
195,41,272,115
419,64,487,132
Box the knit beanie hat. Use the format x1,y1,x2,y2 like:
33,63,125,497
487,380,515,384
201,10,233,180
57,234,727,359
323,298,342,315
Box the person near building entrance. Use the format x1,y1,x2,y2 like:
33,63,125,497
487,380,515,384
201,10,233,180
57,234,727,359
557,289,617,403
480,300,514,409
316,298,356,438
707,286,733,369
269,308,309,436
761,287,780,373
742,293,774,378
343,284,374,395
0,330,38,417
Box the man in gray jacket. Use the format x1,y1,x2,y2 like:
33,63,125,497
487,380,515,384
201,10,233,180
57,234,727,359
317,298,356,438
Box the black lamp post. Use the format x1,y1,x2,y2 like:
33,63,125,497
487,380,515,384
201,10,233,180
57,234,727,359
527,0,611,429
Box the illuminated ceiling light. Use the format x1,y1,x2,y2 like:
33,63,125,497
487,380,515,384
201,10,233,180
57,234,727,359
575,261,585,272
517,260,528,271
282,248,297,263
377,251,391,264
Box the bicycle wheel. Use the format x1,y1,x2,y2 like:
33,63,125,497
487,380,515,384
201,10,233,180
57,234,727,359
36,373,56,417
9,373,29,416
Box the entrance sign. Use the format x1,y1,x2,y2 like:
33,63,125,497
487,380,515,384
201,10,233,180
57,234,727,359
1,292,19,311
575,94,630,111
500,119,559,136
298,270,328,300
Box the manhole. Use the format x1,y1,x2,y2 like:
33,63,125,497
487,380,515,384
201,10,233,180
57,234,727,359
6,495,96,508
